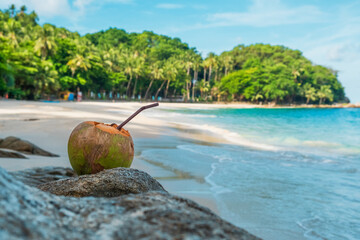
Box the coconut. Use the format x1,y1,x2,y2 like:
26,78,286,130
68,121,134,175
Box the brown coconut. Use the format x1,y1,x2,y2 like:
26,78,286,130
68,121,134,175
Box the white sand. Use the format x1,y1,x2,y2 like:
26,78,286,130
0,100,228,213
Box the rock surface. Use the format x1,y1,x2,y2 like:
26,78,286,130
38,167,167,197
0,136,59,157
0,149,27,158
11,167,76,187
1,167,261,240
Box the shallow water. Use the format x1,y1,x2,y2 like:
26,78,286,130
139,108,360,240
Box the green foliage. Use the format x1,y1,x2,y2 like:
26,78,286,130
218,44,346,104
0,6,347,104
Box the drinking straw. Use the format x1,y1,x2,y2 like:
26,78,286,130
117,102,159,130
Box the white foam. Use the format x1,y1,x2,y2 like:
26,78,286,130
178,122,280,152
204,162,232,195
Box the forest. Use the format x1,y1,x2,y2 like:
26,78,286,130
0,5,347,104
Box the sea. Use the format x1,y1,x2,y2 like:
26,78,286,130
138,107,360,240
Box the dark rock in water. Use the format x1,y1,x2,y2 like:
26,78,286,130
0,167,260,240
0,149,27,158
12,167,76,187
0,136,59,157
24,118,40,121
38,167,167,197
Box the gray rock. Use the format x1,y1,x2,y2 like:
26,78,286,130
38,167,167,197
0,149,27,158
0,136,59,157
12,167,76,187
0,167,260,240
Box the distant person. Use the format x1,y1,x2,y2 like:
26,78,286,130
77,88,82,102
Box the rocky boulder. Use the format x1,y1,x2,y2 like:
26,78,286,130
38,167,167,197
0,149,26,158
1,167,260,240
11,166,76,187
0,136,59,157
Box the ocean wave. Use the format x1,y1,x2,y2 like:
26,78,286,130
176,145,233,195
297,216,325,240
151,111,217,119
177,122,280,151
204,162,232,195
302,140,343,148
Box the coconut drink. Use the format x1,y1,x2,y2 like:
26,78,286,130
68,103,158,175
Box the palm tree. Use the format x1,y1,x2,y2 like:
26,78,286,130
103,48,121,72
163,60,178,99
20,5,27,15
192,55,202,101
303,83,317,104
317,85,333,104
120,49,139,97
9,4,16,18
2,18,22,47
204,52,217,82
132,53,145,98
221,52,234,76
34,24,57,59
213,55,220,82
67,54,91,77
0,44,14,94
34,59,59,97
202,59,208,82
199,80,210,100
180,51,194,101
145,63,163,100
124,64,133,97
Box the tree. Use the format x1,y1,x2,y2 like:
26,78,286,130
192,54,202,100
131,52,145,98
34,24,57,59
317,85,333,104
0,8,347,103
33,59,59,97
162,59,178,99
303,83,317,104
203,52,217,82
2,18,23,47
67,54,91,77
220,52,234,76
179,51,194,101
9,4,16,18
145,62,163,99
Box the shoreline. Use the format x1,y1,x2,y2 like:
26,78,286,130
0,100,221,215
1,100,359,240
2,98,360,109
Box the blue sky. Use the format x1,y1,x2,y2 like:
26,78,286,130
1,0,360,102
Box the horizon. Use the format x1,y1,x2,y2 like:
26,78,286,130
1,0,359,102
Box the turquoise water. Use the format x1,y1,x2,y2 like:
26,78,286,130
140,108,360,240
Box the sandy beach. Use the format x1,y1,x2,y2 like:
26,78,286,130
2,100,360,240
0,100,239,214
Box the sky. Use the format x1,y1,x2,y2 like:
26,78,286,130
1,0,360,102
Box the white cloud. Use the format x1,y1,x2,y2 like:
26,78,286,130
0,0,132,20
156,3,184,9
0,0,73,18
207,0,324,27
73,0,132,13
299,29,360,102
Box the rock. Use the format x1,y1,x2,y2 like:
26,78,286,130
0,136,59,157
0,149,27,158
11,167,76,187
38,167,167,197
0,167,260,240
